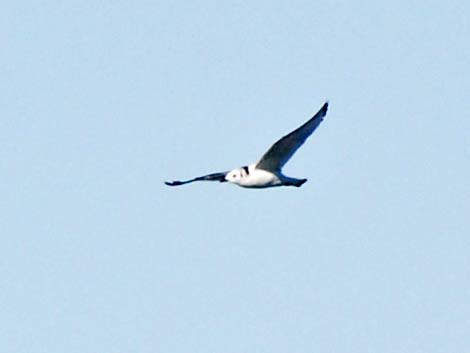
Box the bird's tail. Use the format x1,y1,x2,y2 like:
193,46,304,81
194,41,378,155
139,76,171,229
284,178,307,187
293,178,307,187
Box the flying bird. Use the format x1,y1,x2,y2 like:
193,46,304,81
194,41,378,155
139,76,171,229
165,101,329,188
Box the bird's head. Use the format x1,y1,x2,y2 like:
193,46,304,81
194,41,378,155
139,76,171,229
225,168,243,184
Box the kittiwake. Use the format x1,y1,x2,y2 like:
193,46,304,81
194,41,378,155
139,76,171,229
165,101,329,188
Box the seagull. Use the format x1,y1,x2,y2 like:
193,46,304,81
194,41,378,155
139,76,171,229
165,101,329,188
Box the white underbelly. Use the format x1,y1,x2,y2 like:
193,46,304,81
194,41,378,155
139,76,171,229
238,169,281,188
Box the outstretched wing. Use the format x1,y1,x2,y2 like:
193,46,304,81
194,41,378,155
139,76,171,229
165,171,228,186
256,102,328,172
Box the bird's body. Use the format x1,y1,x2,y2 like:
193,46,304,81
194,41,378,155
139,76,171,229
165,102,329,189
225,164,306,188
229,164,281,188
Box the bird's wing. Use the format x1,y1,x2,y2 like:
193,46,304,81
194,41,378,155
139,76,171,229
165,171,228,186
255,102,328,172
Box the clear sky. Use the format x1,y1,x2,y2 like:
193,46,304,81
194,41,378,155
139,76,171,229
2,1,470,352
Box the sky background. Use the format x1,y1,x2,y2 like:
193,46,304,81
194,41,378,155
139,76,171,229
2,1,470,352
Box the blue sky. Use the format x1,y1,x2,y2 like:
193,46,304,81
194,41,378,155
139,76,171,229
2,1,469,352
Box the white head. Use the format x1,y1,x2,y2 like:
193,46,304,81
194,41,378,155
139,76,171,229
226,166,251,184
225,168,243,184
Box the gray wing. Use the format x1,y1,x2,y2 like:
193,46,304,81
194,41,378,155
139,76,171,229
165,171,228,186
256,102,328,172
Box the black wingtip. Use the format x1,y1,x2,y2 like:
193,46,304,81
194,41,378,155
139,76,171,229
165,181,182,186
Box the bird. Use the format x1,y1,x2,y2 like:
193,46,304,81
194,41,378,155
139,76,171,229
165,101,329,189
